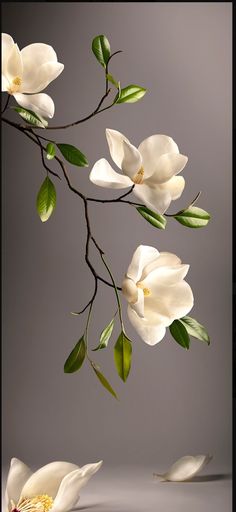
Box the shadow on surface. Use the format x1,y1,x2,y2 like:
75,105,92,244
192,473,231,482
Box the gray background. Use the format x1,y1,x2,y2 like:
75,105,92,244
2,2,232,511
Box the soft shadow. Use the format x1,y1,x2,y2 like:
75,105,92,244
191,473,231,483
76,503,113,511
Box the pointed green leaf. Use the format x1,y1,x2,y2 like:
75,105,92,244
179,316,210,345
174,206,211,228
136,206,167,230
114,332,132,382
13,107,48,127
57,144,88,167
91,363,118,399
64,337,86,373
92,317,115,351
169,320,190,350
36,176,56,222
46,142,56,160
92,35,110,67
115,85,147,104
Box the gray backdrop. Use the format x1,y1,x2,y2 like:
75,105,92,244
2,0,232,483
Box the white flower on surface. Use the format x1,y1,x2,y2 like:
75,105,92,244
153,454,213,482
122,245,193,345
2,33,64,118
5,457,102,512
89,129,188,214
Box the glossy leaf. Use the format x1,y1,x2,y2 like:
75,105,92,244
57,143,88,167
91,362,118,399
169,320,190,350
115,85,147,104
92,35,110,67
13,107,48,127
92,318,115,351
174,206,211,228
136,206,167,230
64,337,86,373
46,142,56,160
180,316,210,345
36,176,56,222
114,332,132,382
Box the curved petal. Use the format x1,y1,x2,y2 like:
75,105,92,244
22,62,64,94
145,153,188,185
130,287,145,317
141,252,182,280
6,44,23,82
127,305,166,345
159,175,185,200
21,42,57,76
126,245,160,283
145,281,194,322
2,33,15,75
106,128,131,169
133,183,172,214
5,458,32,510
51,461,103,512
141,264,190,288
2,74,9,92
160,454,212,482
20,462,79,499
138,134,179,178
121,140,142,180
89,158,131,189
122,277,138,304
13,92,55,118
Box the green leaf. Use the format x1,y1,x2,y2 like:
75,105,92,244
115,85,147,104
46,142,56,160
92,35,110,67
64,337,86,373
179,316,210,345
169,320,190,350
57,144,88,167
36,176,56,222
106,73,120,89
92,317,115,351
114,332,132,382
13,107,48,128
136,206,167,230
91,363,118,399
174,206,211,228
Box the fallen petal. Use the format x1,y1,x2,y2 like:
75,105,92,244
154,454,213,482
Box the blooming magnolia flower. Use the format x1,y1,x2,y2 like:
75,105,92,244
153,454,212,482
89,129,188,214
5,457,102,512
122,245,193,345
2,33,64,118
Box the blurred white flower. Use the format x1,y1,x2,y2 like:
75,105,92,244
5,457,102,512
89,129,188,214
122,245,193,345
2,33,64,118
153,454,212,482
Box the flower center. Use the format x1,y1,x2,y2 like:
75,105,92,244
8,76,22,94
137,282,151,296
11,495,53,512
132,166,144,185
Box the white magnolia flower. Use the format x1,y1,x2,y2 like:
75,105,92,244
122,245,193,345
89,129,188,214
153,454,212,482
5,457,102,512
2,33,64,118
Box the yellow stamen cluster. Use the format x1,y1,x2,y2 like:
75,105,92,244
132,166,144,185
13,495,53,512
137,282,151,296
8,76,22,94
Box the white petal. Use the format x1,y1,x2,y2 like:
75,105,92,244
141,264,190,288
20,462,79,499
6,44,23,82
131,287,145,317
22,62,64,94
2,75,9,92
51,461,103,512
122,277,138,304
21,42,57,72
5,458,32,510
146,281,194,322
13,92,55,118
159,176,185,200
138,134,179,178
128,305,166,345
126,245,160,283
145,153,188,185
89,158,131,189
158,454,212,482
141,252,182,280
121,140,142,180
2,34,15,76
105,128,130,169
133,183,172,214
